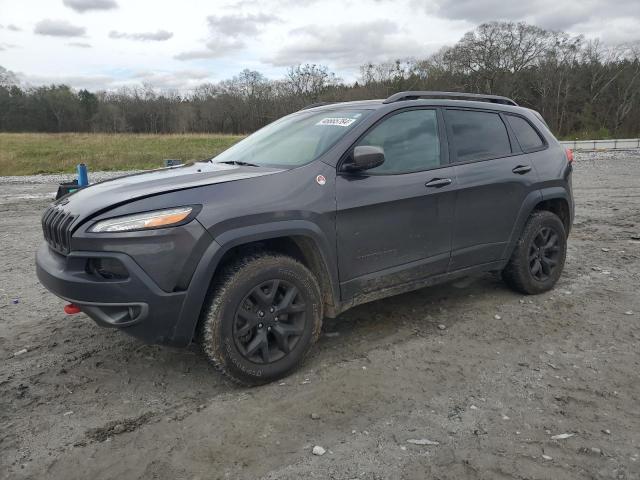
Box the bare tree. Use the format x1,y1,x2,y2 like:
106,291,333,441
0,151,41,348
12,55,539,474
0,66,19,87
1,22,639,138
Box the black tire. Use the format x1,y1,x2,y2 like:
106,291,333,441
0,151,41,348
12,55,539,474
198,253,322,386
502,210,567,295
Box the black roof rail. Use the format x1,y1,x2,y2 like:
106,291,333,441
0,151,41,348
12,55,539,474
383,91,518,106
299,101,336,110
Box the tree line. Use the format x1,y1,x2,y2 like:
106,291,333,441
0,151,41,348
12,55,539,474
1,21,639,139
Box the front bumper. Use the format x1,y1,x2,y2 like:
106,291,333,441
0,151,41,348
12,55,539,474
36,243,188,345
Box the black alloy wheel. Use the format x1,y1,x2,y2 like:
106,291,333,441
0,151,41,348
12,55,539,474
528,226,561,281
233,279,307,364
502,210,567,295
199,253,322,386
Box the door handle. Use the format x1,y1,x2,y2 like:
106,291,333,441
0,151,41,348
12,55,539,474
425,178,452,188
512,165,532,175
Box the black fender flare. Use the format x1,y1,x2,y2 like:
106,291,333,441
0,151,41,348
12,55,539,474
501,187,572,262
501,189,542,262
170,220,339,345
541,186,574,211
540,186,574,234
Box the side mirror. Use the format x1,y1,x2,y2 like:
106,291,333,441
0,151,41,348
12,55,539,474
343,146,385,172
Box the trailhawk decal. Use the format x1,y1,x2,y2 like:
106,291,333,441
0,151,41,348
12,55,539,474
316,117,357,127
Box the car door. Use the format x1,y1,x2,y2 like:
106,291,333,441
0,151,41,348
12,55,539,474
444,108,542,270
336,108,456,300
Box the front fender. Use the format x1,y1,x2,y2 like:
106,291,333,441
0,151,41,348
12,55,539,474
170,220,339,345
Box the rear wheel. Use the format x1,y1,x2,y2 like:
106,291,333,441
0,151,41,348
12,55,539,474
502,211,567,295
199,253,322,386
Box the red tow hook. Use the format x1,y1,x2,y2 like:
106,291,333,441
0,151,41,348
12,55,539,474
64,303,82,315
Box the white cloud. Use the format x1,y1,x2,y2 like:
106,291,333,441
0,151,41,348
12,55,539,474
130,69,213,89
269,20,426,68
15,69,216,91
175,38,246,60
0,24,22,31
34,19,86,37
430,0,640,40
17,72,119,89
63,0,118,13
1,0,637,92
109,30,173,41
175,12,280,61
207,13,280,37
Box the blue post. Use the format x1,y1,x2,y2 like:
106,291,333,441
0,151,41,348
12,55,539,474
77,163,89,187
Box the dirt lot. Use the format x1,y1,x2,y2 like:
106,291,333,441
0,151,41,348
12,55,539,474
1,151,639,480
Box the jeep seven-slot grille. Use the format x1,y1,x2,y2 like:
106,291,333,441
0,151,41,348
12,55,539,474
41,205,76,255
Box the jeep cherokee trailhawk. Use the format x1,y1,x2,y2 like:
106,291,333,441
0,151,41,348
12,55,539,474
36,91,574,385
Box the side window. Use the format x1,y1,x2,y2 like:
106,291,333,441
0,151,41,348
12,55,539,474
505,114,545,152
357,109,441,174
446,109,511,162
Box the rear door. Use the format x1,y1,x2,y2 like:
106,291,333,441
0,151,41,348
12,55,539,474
445,108,542,270
336,108,456,300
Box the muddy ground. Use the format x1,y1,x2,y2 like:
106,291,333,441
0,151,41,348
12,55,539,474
1,151,639,480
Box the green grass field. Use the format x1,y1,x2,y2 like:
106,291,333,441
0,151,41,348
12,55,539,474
0,133,245,176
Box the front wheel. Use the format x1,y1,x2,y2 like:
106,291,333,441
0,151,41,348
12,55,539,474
502,211,567,295
199,253,322,386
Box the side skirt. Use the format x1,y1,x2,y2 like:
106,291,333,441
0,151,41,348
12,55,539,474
334,260,506,315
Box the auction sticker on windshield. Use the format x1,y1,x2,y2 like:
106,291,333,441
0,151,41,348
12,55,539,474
316,117,357,127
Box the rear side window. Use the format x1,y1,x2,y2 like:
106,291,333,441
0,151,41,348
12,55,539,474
446,109,511,162
357,109,441,174
505,114,545,152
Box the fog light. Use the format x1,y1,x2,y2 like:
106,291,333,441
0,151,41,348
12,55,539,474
87,258,129,280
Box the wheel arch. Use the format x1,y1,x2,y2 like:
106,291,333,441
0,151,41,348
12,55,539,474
502,188,572,263
171,220,340,345
537,188,572,234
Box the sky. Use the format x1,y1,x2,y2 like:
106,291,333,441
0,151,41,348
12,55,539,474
0,0,639,91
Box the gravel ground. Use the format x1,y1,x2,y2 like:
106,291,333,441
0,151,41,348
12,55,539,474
1,151,639,480
0,170,143,185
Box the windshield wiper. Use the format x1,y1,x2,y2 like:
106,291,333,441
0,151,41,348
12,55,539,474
215,160,261,167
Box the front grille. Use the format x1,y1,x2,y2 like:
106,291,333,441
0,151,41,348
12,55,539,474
41,205,77,255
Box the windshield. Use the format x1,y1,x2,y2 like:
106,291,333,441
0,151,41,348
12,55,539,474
211,109,370,168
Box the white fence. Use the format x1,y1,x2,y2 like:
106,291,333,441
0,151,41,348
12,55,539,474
559,138,640,151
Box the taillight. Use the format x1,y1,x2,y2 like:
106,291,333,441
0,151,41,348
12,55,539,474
566,148,574,164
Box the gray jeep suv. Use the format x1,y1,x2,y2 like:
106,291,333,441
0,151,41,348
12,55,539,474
36,91,574,385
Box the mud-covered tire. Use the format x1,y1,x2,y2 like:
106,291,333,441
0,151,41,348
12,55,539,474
198,253,322,386
502,210,567,295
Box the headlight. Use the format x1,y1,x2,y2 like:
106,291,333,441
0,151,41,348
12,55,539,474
89,207,193,233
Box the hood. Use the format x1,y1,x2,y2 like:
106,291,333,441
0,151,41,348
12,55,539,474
56,161,283,219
